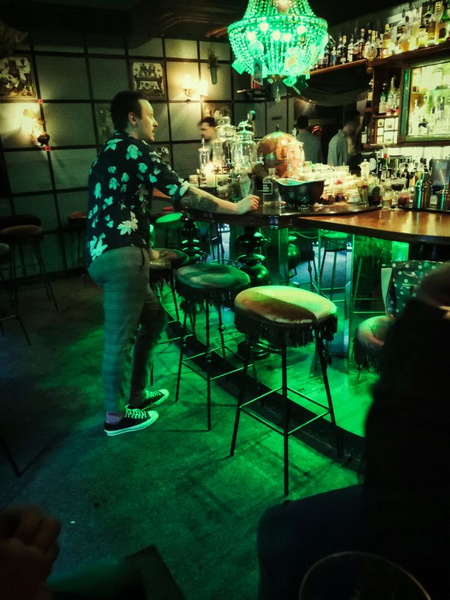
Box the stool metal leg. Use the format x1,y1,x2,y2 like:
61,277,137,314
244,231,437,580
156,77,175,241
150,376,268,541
217,306,226,359
315,329,341,456
230,337,252,457
205,300,212,431
281,342,290,496
33,241,59,311
175,307,190,403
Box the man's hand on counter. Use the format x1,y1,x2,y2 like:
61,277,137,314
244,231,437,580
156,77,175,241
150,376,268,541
236,195,260,214
181,186,259,215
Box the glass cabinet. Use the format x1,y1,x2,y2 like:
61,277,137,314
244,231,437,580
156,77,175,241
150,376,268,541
401,58,450,141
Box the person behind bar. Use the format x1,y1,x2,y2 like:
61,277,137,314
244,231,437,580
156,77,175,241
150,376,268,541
327,109,361,167
257,261,450,599
294,116,323,164
198,116,217,144
86,90,259,437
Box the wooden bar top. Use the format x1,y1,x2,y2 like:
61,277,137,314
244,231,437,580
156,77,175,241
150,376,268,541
296,207,450,246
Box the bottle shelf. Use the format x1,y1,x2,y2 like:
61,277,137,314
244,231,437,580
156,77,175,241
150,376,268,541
371,40,450,67
310,59,368,76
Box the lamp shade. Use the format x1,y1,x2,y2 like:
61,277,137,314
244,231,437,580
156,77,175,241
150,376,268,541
228,0,328,88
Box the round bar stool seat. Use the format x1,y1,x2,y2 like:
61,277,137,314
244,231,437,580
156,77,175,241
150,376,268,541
175,263,251,430
230,285,340,496
0,222,58,312
234,286,338,346
155,212,183,229
176,263,250,307
68,211,87,226
353,315,393,373
0,224,43,241
154,212,184,249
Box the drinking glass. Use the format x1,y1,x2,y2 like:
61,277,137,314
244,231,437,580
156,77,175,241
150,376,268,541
390,177,406,208
299,551,431,600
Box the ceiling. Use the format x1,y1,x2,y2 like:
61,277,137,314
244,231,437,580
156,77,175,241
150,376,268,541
1,0,401,44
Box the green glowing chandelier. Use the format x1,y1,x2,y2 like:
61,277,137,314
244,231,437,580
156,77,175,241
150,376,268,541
228,0,328,88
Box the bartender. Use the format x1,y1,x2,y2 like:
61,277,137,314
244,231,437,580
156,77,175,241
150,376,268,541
327,110,361,167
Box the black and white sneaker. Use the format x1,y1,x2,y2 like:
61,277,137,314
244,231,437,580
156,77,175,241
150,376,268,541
104,408,159,437
128,389,170,411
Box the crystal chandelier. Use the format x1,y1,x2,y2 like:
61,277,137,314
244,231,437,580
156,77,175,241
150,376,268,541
228,0,328,89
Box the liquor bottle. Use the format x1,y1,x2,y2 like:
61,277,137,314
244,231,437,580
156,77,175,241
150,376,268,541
396,9,406,45
437,1,450,43
330,39,337,66
366,76,373,108
339,35,348,64
387,77,396,113
434,0,444,43
347,33,355,62
262,168,280,206
426,4,437,45
379,82,388,114
398,15,412,52
357,28,366,59
381,24,393,58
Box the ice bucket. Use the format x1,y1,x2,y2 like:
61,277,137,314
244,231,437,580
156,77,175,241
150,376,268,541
277,178,325,207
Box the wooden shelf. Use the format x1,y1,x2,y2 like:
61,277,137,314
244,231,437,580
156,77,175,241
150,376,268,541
372,113,400,119
310,59,368,76
371,41,450,68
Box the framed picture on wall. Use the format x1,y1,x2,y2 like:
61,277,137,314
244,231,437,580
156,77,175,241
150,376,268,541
0,56,37,99
202,103,232,121
94,103,115,144
130,61,165,99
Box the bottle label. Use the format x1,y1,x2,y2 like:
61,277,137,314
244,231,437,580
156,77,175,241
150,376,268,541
263,179,274,195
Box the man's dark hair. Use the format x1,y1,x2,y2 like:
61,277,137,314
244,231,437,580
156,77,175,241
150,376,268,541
110,91,146,131
295,116,309,130
342,109,361,127
198,117,217,127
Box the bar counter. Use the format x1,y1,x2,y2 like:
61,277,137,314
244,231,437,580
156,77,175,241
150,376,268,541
296,207,450,246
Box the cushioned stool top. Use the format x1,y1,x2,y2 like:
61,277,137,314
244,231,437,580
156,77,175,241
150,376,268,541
176,263,250,292
0,224,42,241
235,286,337,327
155,213,183,229
152,248,189,269
355,315,393,350
68,211,87,220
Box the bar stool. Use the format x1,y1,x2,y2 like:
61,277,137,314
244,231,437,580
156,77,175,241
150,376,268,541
0,217,58,312
67,211,87,271
0,242,30,344
174,263,251,430
153,212,184,249
318,231,351,317
149,248,189,322
230,285,340,496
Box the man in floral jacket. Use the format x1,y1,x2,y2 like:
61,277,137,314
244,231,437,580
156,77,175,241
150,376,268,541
87,90,258,436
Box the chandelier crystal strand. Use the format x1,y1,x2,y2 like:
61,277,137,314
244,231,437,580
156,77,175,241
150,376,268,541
228,0,328,88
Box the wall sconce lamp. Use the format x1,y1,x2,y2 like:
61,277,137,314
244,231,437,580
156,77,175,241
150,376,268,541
21,107,50,146
183,74,193,102
198,79,208,100
182,76,208,102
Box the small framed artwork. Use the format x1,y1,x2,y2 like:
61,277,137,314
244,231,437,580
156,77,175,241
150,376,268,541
131,61,165,99
94,103,115,144
0,56,37,99
202,103,232,121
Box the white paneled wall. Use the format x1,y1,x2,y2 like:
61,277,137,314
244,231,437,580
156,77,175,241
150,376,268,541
0,32,288,274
